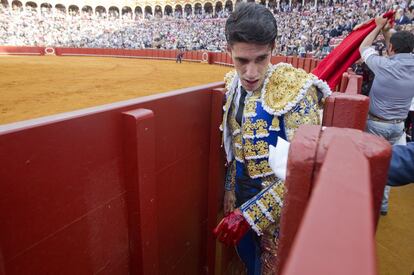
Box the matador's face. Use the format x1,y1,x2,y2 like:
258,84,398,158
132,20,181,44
227,42,272,92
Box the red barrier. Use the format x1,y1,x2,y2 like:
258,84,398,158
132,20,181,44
310,59,318,71
225,53,232,65
339,72,349,93
123,109,159,274
271,56,288,64
207,52,213,64
322,92,369,130
0,46,44,55
277,126,391,274
303,58,312,73
345,74,363,94
283,137,377,275
276,125,321,274
1,46,318,68
314,128,391,227
297,58,305,70
291,56,299,68
220,52,226,64
0,82,225,274
286,56,293,66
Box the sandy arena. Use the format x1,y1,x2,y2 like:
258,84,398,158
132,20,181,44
0,56,230,124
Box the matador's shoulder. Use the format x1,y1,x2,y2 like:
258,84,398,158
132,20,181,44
224,69,237,95
261,63,331,116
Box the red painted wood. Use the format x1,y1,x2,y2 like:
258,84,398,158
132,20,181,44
220,52,226,64
297,58,305,70
322,95,335,127
226,53,232,65
206,89,225,274
286,56,293,66
283,137,377,275
345,74,363,94
310,59,318,71
339,72,349,93
303,58,312,73
323,92,369,130
291,56,299,68
0,46,44,55
122,109,159,274
277,125,321,274
278,126,391,274
271,56,287,64
314,128,391,228
0,82,224,274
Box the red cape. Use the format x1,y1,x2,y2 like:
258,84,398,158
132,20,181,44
312,11,395,90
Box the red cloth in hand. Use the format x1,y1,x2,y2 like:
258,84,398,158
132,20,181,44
213,209,250,246
312,11,395,90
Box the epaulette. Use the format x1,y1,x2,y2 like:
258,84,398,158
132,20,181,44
261,63,331,116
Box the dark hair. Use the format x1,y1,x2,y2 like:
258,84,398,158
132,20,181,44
225,2,277,47
390,31,414,54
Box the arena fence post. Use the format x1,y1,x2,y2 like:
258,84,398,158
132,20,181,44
122,109,159,275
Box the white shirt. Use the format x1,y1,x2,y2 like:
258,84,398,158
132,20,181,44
233,80,253,117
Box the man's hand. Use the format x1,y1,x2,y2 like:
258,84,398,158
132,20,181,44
381,21,392,32
223,190,236,216
375,15,389,29
213,209,250,246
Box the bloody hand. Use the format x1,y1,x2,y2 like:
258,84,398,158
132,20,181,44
213,209,250,246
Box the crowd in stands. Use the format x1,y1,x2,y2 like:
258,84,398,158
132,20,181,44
0,0,413,56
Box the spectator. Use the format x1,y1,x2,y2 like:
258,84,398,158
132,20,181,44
387,143,414,187
359,16,414,215
0,0,397,55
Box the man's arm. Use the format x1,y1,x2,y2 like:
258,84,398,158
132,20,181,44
382,23,396,50
359,15,390,73
359,15,388,54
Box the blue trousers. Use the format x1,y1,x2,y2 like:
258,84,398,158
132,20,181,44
236,230,261,275
235,172,262,274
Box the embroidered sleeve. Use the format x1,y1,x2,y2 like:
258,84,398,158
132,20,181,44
284,85,322,141
240,179,285,236
224,160,236,191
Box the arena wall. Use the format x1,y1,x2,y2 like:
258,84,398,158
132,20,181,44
0,67,389,275
0,46,320,69
0,45,382,274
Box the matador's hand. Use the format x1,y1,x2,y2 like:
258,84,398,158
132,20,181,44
213,209,250,246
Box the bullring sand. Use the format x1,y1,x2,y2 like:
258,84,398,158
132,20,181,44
0,56,230,124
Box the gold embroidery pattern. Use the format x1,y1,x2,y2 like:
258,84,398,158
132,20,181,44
270,116,280,131
255,119,269,138
242,182,285,235
224,70,237,92
244,100,257,117
262,65,311,114
244,140,269,160
244,139,256,159
246,159,274,179
243,119,270,139
228,101,245,163
243,118,255,138
261,175,278,188
256,140,268,156
284,86,321,141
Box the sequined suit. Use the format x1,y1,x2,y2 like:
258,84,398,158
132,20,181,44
220,63,331,274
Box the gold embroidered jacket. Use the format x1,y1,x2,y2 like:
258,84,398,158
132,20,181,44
220,63,331,235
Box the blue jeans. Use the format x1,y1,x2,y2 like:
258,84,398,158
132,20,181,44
366,119,406,213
